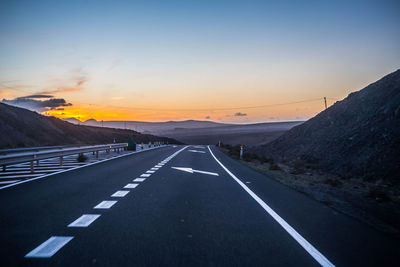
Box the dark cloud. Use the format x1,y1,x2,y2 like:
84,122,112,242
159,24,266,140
205,116,211,119
18,94,53,99
2,97,72,112
234,112,247,117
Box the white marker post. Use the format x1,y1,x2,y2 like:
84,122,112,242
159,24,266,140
240,145,244,160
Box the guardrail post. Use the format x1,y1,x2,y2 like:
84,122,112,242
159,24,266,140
30,160,34,173
2,165,5,172
96,151,99,158
60,156,63,166
36,159,40,166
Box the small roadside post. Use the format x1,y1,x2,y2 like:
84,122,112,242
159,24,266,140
127,138,136,151
240,145,244,160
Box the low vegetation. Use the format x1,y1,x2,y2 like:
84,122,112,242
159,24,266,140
77,154,88,162
218,143,400,235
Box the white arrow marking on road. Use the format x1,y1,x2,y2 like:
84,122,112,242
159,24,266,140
188,150,206,153
172,167,219,176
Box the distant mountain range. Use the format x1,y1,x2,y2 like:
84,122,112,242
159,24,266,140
257,69,400,183
62,118,303,145
0,103,179,148
62,118,230,134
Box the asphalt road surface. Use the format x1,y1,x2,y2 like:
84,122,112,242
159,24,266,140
0,145,398,266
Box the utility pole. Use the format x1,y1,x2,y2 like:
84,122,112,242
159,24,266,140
324,97,327,110
101,120,104,127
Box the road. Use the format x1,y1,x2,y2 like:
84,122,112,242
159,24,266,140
0,145,398,266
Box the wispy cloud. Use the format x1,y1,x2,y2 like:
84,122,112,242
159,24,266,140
40,75,88,95
234,112,247,117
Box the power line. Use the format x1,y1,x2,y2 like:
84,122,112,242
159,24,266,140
73,97,326,112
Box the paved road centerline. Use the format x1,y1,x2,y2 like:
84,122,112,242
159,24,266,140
111,190,130,197
208,146,335,267
68,214,101,227
25,236,74,258
133,178,146,182
94,200,117,209
124,183,139,189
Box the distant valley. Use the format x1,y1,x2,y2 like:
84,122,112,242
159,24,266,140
63,118,303,146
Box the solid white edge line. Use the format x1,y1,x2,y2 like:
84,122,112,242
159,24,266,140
0,145,170,190
25,236,74,258
207,145,335,267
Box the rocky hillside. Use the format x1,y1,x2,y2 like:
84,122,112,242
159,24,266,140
0,103,179,148
257,69,400,184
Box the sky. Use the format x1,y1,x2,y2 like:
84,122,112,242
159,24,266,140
0,0,399,123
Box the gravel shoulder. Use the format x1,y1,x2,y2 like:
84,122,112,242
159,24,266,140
218,147,400,237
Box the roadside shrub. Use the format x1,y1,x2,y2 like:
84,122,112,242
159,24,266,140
260,156,274,164
290,168,305,175
77,154,88,162
269,162,281,171
323,178,342,187
367,188,391,202
243,152,258,162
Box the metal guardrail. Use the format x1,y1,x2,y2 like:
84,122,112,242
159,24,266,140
0,146,65,155
0,143,128,172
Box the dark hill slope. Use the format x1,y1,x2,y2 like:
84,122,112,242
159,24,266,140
0,103,179,148
258,69,400,183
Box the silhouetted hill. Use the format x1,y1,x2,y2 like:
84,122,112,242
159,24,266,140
257,69,400,183
0,103,179,148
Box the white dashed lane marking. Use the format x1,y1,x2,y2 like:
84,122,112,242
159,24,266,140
94,200,117,209
111,190,130,197
25,146,188,260
68,214,101,227
124,183,139,189
25,236,74,258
